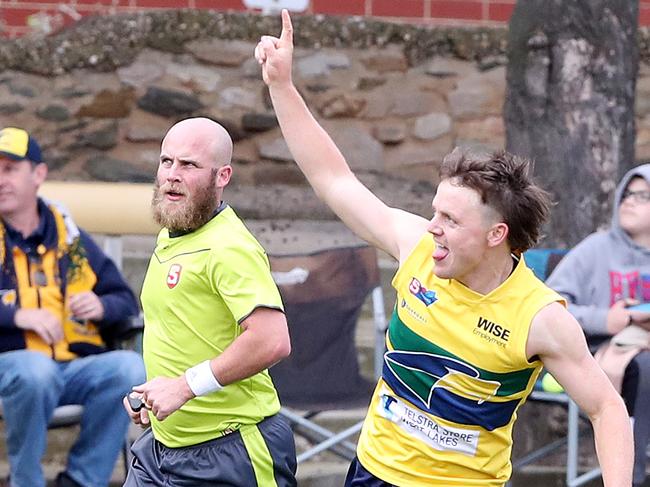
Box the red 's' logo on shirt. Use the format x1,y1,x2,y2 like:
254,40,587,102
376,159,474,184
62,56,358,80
167,264,182,289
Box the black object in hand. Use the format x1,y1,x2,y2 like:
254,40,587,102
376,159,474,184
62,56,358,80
126,393,145,412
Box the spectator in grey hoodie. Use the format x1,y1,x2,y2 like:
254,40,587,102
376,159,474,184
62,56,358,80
547,163,650,487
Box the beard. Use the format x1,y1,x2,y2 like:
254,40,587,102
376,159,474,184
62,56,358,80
151,170,219,233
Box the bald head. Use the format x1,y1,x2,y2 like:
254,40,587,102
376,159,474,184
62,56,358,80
154,117,234,232
162,117,233,168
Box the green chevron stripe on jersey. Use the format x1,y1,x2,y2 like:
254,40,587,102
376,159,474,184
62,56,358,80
388,309,536,397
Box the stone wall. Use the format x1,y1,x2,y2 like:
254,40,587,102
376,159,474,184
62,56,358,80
1,10,649,222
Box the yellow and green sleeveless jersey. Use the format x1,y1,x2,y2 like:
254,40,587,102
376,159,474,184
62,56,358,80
357,234,564,486
141,205,284,448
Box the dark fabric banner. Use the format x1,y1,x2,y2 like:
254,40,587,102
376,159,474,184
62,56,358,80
269,246,380,410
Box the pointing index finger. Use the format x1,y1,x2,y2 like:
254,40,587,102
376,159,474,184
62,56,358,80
280,9,293,45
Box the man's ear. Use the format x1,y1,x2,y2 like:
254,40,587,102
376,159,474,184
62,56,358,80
487,222,509,248
217,164,232,187
32,162,48,187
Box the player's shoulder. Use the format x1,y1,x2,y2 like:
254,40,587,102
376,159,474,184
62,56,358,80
528,301,582,358
394,211,430,265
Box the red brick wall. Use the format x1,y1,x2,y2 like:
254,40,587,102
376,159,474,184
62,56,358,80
1,0,649,38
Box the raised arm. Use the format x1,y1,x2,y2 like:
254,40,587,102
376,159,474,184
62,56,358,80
528,302,633,486
256,10,427,260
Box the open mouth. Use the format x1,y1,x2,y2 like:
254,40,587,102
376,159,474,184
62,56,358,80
164,188,185,200
433,243,449,261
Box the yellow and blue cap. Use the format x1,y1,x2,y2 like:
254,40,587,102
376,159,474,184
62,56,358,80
0,127,43,164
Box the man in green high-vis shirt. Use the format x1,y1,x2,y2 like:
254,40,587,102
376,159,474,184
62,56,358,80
122,117,296,487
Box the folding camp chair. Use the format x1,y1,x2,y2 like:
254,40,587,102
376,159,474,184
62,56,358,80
0,403,85,429
509,248,601,487
269,245,386,463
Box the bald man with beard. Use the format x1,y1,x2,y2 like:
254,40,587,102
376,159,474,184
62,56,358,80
123,118,297,487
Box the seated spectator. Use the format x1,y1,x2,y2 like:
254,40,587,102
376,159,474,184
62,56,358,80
546,163,650,487
0,127,145,487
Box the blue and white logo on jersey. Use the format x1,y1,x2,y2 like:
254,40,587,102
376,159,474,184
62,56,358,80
383,350,519,431
408,277,437,306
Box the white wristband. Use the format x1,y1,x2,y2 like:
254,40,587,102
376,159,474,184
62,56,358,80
185,360,223,397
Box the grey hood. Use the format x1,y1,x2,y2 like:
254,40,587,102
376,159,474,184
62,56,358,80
610,163,650,257
546,163,650,337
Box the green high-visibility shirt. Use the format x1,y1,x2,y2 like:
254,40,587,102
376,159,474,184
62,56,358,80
141,205,283,447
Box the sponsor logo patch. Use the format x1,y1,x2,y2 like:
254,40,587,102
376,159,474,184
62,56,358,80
400,299,428,324
473,316,510,348
166,264,182,289
378,392,480,455
408,278,437,306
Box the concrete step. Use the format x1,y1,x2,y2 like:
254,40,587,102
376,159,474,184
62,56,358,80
296,462,348,487
290,407,366,465
0,421,136,485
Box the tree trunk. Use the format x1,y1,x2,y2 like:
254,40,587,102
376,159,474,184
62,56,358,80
505,0,638,247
